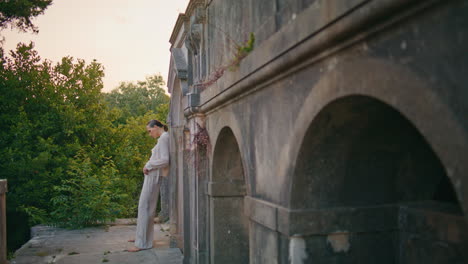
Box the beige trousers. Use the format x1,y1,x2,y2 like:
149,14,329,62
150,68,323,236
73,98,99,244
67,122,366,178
135,173,161,249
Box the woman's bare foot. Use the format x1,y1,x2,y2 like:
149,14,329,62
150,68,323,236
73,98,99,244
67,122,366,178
127,239,135,242
126,246,143,252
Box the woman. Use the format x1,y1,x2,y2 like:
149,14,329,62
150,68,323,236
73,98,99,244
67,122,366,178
128,119,170,252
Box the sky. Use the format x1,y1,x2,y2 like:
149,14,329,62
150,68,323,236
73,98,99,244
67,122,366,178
2,0,190,92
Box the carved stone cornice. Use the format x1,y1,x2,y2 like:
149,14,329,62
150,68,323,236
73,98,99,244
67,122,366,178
186,24,203,54
169,14,188,46
169,0,205,48
171,48,188,80
184,0,205,18
191,5,206,25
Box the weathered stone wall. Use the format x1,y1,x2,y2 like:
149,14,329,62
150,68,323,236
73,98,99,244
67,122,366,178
167,0,468,263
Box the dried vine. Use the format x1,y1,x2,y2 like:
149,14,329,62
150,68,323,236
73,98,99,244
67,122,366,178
192,123,210,152
199,32,255,91
183,123,210,177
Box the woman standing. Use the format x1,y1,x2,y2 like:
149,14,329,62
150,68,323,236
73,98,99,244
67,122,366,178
128,119,170,252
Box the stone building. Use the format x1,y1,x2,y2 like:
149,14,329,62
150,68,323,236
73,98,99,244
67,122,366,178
165,0,468,263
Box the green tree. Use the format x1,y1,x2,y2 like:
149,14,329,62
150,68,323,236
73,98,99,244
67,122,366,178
51,150,126,228
105,112,167,216
0,42,114,236
0,0,52,37
104,74,170,124
1,41,171,255
102,75,170,216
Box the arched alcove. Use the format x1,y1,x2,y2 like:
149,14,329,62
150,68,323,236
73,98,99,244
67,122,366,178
208,127,249,263
290,95,468,263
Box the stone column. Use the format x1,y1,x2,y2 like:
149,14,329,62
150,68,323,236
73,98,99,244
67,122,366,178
158,176,169,223
207,180,249,264
187,114,208,264
182,127,192,264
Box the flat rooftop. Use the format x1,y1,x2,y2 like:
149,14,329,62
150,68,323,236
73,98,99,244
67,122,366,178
11,220,182,264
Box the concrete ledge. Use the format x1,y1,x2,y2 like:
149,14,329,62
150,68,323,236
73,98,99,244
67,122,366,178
245,197,465,238
398,202,467,235
278,205,400,236
200,0,436,114
206,180,245,197
244,196,279,231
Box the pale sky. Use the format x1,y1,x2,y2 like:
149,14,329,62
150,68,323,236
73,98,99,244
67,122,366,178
2,0,190,92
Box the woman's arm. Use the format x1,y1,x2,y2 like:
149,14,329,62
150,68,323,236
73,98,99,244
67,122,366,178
144,134,169,171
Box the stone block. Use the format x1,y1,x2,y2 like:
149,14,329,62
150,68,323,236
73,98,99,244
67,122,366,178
245,196,278,231
207,180,246,197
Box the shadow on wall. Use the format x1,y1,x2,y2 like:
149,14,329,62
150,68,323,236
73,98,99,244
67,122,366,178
290,95,468,263
209,127,249,264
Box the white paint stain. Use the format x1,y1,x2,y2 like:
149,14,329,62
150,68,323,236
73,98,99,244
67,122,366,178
327,232,350,253
401,40,407,50
446,167,454,177
289,236,308,264
361,42,369,52
327,57,338,71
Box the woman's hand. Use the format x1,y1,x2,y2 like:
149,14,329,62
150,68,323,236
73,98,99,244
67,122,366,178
143,167,149,175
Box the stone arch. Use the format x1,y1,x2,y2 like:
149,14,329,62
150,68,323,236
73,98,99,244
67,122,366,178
283,57,468,214
284,58,468,262
208,126,249,263
292,95,462,209
209,115,252,196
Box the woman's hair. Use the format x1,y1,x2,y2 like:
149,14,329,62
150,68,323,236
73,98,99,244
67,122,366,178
147,119,168,131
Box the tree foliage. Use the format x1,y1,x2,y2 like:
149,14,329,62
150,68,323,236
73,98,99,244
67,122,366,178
0,0,52,34
0,42,170,241
51,151,126,228
101,77,170,216
0,42,106,218
104,74,169,124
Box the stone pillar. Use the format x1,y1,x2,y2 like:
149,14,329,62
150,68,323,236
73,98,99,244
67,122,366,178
182,127,192,264
207,180,249,264
186,114,209,264
168,46,189,248
183,4,207,262
194,120,209,264
168,126,184,248
158,176,169,223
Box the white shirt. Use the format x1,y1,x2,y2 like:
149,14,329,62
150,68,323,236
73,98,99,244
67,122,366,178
144,132,170,177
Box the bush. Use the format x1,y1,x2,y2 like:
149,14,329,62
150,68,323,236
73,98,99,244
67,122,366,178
51,151,127,228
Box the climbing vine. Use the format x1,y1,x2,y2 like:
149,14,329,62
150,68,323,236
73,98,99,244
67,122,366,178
199,32,255,90
183,123,211,178
192,123,210,151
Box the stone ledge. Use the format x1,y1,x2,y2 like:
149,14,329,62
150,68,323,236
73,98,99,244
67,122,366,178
245,196,466,238
244,196,280,231
200,0,434,114
206,180,246,197
278,205,400,236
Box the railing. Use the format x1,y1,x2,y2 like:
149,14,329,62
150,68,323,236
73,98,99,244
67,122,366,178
0,180,7,264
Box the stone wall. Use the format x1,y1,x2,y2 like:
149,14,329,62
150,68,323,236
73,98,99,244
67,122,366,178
167,0,468,263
